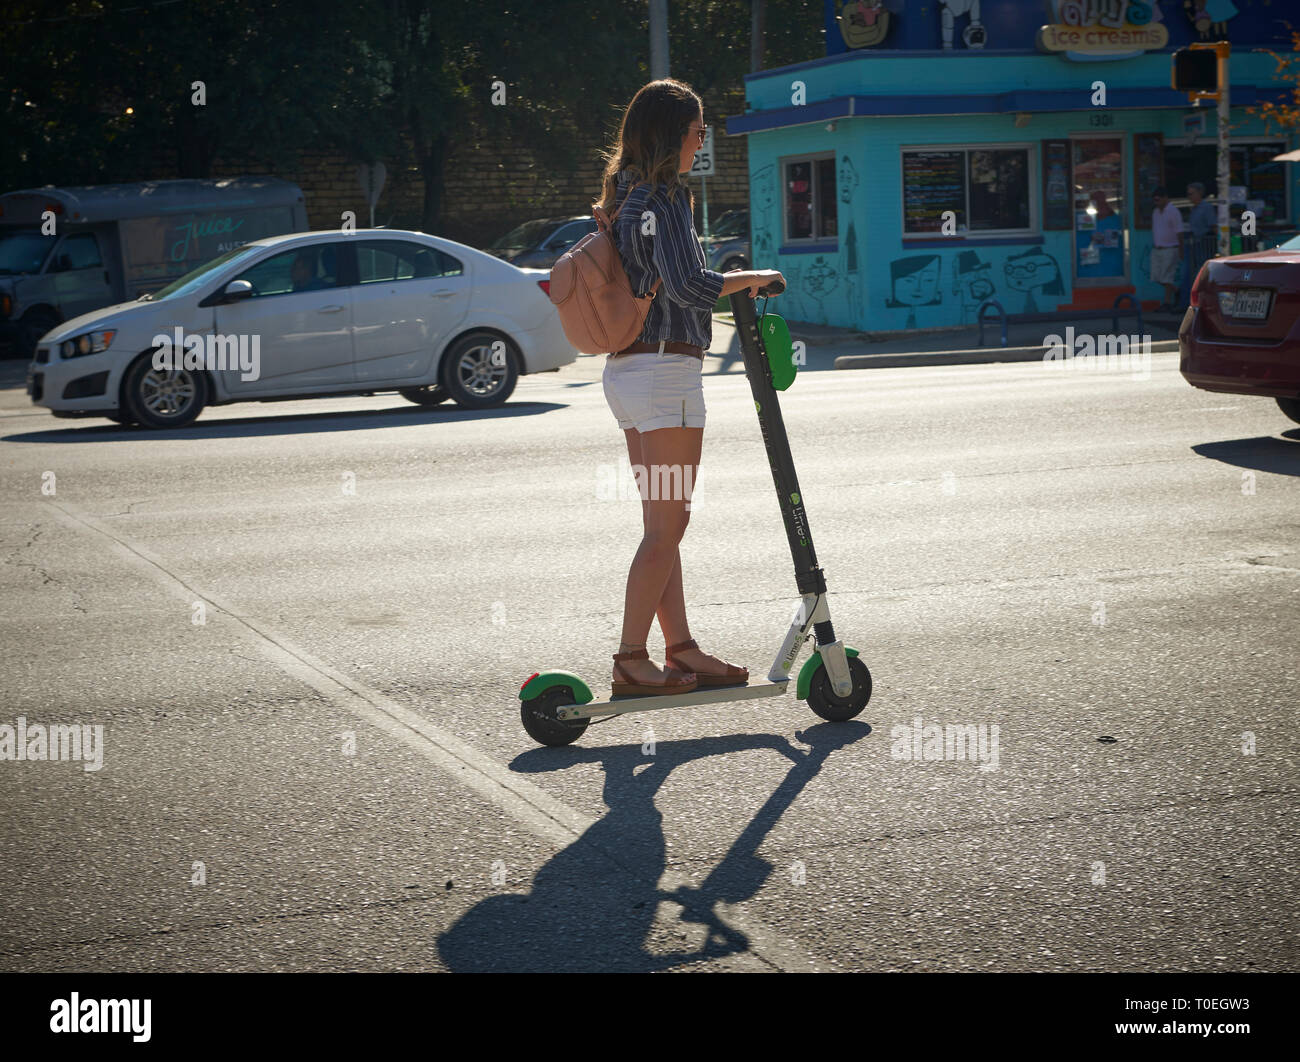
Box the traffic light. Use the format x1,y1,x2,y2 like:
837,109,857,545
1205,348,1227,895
1172,48,1218,93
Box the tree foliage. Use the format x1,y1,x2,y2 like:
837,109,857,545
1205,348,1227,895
0,0,827,230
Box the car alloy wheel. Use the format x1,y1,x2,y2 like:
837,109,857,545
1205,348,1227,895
122,354,208,428
439,332,519,409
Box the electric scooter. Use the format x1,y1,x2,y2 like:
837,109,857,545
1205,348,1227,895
519,282,872,747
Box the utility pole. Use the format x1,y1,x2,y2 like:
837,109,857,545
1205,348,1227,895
650,0,669,79
752,0,766,73
1215,43,1231,257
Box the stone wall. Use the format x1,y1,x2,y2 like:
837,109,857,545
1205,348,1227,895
201,91,751,249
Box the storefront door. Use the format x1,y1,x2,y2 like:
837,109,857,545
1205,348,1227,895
1071,137,1127,284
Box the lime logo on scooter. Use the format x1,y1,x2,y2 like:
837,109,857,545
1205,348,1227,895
790,492,807,545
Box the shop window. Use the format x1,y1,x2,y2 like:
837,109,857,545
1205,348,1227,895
1162,141,1288,227
784,156,836,242
903,145,1034,236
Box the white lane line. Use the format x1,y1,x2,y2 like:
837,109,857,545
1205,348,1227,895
42,498,821,973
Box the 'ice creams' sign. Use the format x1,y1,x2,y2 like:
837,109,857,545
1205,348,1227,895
1037,0,1168,59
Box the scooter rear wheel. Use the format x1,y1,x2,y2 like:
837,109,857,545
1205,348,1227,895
807,656,872,722
521,685,590,747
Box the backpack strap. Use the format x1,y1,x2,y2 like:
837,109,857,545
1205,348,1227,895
593,179,662,300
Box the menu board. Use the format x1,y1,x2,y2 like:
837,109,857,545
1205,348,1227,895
903,150,964,233
1133,133,1163,229
1042,139,1072,230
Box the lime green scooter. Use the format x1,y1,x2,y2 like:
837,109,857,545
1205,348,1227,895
520,282,872,747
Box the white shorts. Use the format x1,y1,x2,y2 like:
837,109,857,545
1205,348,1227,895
602,348,706,432
1151,245,1180,285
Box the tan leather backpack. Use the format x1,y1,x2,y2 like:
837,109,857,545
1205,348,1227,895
547,181,663,354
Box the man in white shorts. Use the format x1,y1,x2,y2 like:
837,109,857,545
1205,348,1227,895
1150,187,1184,313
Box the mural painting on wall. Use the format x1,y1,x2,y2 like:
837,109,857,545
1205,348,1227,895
952,250,996,325
886,255,942,329
800,256,841,325
782,262,806,320
836,0,890,49
1004,247,1064,313
838,156,861,324
1183,0,1238,39
750,164,776,267
940,0,986,50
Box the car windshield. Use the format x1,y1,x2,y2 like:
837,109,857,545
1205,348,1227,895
710,213,748,239
147,244,267,300
1276,233,1300,251
0,229,53,275
489,220,553,252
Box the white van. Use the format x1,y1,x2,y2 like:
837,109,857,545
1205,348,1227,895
0,177,307,358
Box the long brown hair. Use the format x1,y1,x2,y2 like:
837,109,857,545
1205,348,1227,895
595,78,702,216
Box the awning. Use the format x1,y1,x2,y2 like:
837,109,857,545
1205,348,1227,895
726,85,1286,135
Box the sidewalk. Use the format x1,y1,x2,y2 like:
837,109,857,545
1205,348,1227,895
704,309,1184,373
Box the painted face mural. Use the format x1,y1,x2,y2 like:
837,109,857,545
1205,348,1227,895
889,255,941,307
887,254,941,328
1003,247,1064,313
952,250,995,323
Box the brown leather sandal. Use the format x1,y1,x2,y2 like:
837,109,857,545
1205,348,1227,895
612,647,697,698
664,639,749,687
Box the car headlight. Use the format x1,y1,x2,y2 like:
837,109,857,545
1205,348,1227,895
61,330,116,359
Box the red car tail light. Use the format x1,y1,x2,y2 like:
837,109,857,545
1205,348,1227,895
1190,263,1208,307
537,279,550,296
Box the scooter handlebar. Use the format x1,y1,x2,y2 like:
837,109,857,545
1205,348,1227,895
757,278,785,296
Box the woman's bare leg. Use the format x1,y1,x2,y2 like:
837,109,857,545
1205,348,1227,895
623,427,692,646
620,426,746,681
614,425,701,685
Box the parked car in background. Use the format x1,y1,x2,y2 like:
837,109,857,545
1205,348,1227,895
485,216,597,268
1179,236,1300,426
703,208,750,273
0,177,307,358
27,229,574,428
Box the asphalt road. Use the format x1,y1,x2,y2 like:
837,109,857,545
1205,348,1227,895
1,343,1297,973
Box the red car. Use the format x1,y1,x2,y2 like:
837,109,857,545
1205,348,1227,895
1180,241,1300,426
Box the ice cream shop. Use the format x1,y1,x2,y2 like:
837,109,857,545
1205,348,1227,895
724,0,1300,331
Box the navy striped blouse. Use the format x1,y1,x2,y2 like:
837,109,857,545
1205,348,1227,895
611,168,725,349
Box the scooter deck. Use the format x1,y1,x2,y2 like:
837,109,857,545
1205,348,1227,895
556,681,789,721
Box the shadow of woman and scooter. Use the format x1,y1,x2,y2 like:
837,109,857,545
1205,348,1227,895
436,720,870,971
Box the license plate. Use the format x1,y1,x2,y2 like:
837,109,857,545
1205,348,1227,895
1219,288,1270,320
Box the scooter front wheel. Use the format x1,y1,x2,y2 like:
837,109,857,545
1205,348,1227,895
521,686,590,747
807,656,872,722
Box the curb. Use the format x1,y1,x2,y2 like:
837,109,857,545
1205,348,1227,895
834,339,1180,371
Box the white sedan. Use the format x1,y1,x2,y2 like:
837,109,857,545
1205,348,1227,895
26,229,575,428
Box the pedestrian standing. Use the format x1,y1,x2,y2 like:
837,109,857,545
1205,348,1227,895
593,78,785,696
1150,187,1184,313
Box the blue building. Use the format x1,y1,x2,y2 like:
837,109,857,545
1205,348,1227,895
725,0,1297,330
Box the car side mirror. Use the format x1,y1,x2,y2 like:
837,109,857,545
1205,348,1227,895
222,279,254,302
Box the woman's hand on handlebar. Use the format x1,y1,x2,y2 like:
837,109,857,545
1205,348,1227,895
724,269,786,298
748,270,785,298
